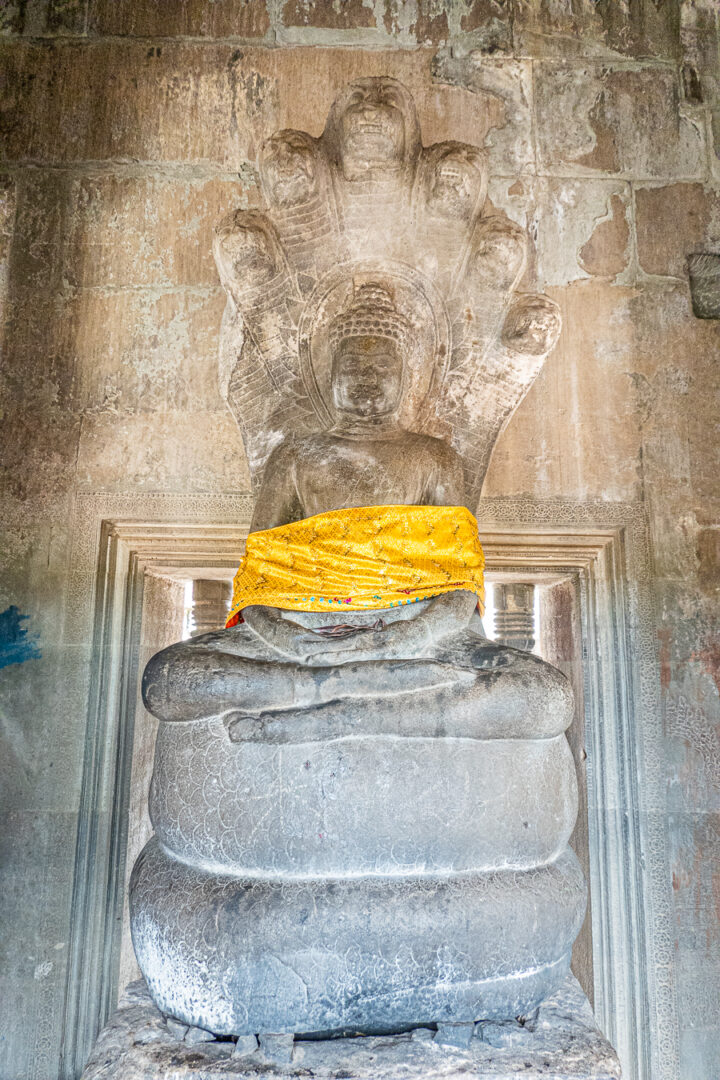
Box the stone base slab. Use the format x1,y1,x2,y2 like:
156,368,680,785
81,976,622,1079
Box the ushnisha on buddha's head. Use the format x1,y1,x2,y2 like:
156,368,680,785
328,283,412,419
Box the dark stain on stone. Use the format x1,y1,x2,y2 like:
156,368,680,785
682,64,704,105
696,528,720,594
542,584,575,663
576,89,620,173
460,0,511,53
409,4,450,46
657,627,671,693
283,0,375,31
0,605,41,671
0,0,25,34
687,253,720,320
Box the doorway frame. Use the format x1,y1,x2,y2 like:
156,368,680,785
59,492,674,1080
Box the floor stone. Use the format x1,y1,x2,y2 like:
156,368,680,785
81,975,622,1079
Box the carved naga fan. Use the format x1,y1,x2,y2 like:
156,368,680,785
213,77,561,507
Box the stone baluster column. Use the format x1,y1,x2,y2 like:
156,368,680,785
493,582,535,652
190,579,232,637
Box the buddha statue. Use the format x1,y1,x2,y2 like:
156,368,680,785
129,77,585,1043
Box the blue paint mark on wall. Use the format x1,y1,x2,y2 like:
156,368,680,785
0,606,42,670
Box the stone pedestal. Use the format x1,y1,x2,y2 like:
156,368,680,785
81,976,622,1080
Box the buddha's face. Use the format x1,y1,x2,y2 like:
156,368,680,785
331,336,404,418
339,85,406,179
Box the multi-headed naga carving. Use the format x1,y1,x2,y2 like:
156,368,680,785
214,77,561,506
128,76,585,1046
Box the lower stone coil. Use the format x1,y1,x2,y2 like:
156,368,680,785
130,837,586,1036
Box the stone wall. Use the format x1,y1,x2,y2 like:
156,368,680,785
0,3,718,1079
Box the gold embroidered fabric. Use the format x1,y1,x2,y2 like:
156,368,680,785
226,504,485,627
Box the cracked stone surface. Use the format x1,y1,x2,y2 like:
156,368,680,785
81,976,622,1079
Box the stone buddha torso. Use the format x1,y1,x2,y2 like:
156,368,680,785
250,287,464,530
251,429,462,529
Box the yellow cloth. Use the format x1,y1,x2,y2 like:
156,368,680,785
226,504,484,627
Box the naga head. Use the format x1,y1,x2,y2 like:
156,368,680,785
213,210,282,294
325,77,420,182
261,130,320,209
425,142,488,223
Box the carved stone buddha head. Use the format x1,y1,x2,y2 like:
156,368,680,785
215,77,562,504
328,283,411,419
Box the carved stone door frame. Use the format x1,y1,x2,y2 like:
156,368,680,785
59,493,675,1080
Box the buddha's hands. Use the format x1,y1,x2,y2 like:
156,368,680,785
242,591,479,667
